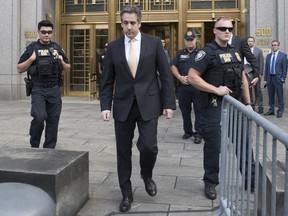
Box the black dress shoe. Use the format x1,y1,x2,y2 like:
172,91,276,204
258,108,264,114
277,113,283,118
194,137,202,144
143,178,157,196
264,111,274,116
204,184,217,200
119,197,133,212
182,133,192,139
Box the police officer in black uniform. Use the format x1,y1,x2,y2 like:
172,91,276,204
98,43,108,91
171,31,203,144
188,17,253,200
17,20,70,149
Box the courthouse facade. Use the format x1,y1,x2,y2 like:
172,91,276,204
1,0,287,100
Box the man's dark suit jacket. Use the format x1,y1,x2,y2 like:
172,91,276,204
231,35,259,77
264,51,288,84
100,33,176,122
244,46,264,76
252,47,264,75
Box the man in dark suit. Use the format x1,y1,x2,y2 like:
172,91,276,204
100,5,176,212
161,39,171,64
229,34,260,86
245,36,265,113
264,40,287,118
229,34,257,192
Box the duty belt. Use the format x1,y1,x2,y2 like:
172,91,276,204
33,81,59,88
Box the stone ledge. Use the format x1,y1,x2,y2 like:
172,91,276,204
0,148,89,216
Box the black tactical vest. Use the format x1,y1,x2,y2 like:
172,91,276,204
203,43,243,99
28,41,62,83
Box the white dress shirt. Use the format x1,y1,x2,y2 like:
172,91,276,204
125,32,141,65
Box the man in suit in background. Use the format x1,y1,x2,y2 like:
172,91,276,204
161,39,171,64
229,34,260,86
98,43,108,87
229,32,257,193
245,36,265,113
264,40,287,118
100,5,176,212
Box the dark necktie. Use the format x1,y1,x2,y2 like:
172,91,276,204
270,52,276,74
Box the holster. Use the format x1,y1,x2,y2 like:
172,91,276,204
24,77,32,96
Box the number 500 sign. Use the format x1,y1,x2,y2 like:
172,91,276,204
256,28,272,37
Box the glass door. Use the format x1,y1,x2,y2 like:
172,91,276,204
67,25,91,96
65,25,108,98
94,26,108,99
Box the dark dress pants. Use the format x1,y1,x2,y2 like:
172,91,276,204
202,102,222,186
233,114,255,186
30,86,62,149
178,85,203,137
253,79,263,109
114,100,158,198
267,76,284,114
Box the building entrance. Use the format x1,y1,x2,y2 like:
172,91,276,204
62,21,239,98
141,23,176,57
116,22,177,59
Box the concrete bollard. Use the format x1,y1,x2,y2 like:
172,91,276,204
0,182,55,216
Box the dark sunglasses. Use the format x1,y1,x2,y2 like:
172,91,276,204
40,30,53,35
271,44,279,46
215,27,233,32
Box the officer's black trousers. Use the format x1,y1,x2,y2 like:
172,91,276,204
30,86,62,149
202,103,222,186
177,85,203,137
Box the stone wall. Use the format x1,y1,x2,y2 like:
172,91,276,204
0,0,55,100
247,0,288,108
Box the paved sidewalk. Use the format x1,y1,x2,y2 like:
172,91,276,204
0,97,287,216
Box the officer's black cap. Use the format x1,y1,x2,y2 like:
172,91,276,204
184,31,196,40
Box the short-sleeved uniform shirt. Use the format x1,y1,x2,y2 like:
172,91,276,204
190,41,222,78
190,41,243,87
18,40,69,66
171,48,197,76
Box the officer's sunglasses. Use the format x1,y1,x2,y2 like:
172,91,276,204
215,27,233,32
40,30,53,35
